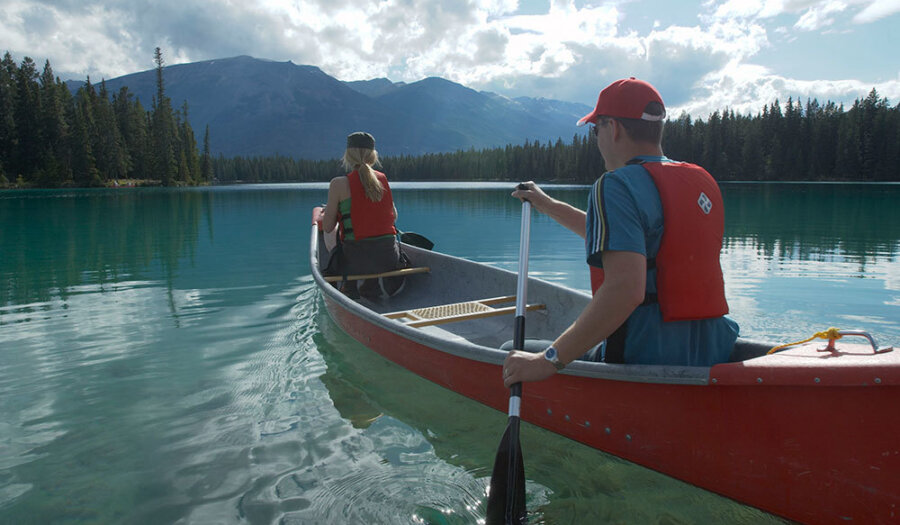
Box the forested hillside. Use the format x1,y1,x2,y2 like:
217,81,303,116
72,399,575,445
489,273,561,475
212,91,899,184
0,49,209,188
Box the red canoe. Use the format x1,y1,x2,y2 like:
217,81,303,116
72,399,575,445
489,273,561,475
309,208,899,524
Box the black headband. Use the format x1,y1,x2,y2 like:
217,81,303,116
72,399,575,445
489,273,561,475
346,132,375,149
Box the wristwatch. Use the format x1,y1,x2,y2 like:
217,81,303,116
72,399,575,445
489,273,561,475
543,346,566,371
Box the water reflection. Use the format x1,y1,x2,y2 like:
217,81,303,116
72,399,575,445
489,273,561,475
722,183,900,267
393,185,586,219
0,189,212,309
396,182,900,269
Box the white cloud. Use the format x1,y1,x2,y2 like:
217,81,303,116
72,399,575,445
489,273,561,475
706,0,900,27
705,0,844,21
673,61,900,118
853,0,900,22
709,0,786,20
1,0,896,123
794,1,849,30
0,2,145,79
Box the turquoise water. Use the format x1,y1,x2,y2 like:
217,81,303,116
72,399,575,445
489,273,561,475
1,182,898,523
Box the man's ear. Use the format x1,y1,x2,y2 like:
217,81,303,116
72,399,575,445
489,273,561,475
610,119,623,141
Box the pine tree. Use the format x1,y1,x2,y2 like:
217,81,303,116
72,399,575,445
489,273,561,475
151,47,177,185
69,90,101,186
179,101,200,184
200,125,213,182
92,79,128,183
0,53,17,182
113,87,152,180
35,60,69,186
835,101,861,179
12,56,41,182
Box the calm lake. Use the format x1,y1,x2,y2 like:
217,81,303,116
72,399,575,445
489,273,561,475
1,182,898,524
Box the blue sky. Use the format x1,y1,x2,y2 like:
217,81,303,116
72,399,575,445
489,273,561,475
2,0,898,119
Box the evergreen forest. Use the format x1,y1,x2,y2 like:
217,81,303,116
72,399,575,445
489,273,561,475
0,49,210,188
1,52,897,187
213,91,899,184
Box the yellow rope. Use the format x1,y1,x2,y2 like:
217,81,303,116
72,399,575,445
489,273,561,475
767,327,843,355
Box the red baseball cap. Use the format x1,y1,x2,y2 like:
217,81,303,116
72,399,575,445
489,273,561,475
576,77,666,126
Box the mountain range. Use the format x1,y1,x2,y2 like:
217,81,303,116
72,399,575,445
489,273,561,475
66,56,590,159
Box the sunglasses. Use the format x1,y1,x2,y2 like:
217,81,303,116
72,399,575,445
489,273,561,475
590,117,614,137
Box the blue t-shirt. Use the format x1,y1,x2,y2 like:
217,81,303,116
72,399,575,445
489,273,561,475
585,155,739,367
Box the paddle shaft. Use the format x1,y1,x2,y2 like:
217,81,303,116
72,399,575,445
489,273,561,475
505,199,531,523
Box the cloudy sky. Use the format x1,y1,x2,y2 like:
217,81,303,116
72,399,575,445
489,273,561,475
3,0,899,118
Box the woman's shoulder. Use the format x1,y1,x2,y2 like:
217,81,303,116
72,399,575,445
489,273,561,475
329,175,350,186
328,175,351,196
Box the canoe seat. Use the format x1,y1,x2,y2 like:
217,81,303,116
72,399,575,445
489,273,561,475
384,295,546,328
323,266,430,283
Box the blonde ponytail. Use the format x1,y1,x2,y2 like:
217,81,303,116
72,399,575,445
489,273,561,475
342,147,383,201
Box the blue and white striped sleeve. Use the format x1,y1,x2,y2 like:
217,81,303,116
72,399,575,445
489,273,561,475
585,170,648,266
585,174,608,267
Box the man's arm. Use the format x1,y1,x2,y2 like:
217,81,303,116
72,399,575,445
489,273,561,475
551,250,646,364
502,250,646,386
511,181,586,238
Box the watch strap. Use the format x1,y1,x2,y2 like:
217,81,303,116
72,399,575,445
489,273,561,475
544,346,566,370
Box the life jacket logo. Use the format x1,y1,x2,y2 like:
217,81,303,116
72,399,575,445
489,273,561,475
697,192,712,214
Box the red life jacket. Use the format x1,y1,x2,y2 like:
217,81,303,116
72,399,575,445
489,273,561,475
340,170,397,241
590,160,728,322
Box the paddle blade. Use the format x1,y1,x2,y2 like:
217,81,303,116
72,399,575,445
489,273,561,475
399,231,434,250
485,421,526,524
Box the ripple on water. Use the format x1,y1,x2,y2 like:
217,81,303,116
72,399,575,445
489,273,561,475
200,284,498,523
243,415,490,524
0,483,32,508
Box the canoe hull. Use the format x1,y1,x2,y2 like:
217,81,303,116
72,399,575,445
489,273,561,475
324,292,899,524
311,215,899,524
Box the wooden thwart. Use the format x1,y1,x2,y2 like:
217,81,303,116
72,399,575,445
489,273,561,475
385,295,546,328
323,266,431,283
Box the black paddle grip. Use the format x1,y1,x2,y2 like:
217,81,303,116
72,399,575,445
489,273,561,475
513,315,526,351
515,183,531,203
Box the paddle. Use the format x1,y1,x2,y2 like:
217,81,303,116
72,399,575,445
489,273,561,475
398,230,434,250
485,187,531,524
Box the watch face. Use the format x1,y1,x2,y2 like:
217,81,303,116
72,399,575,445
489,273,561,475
545,347,557,360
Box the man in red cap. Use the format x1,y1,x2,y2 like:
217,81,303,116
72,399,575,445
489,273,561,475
503,78,739,386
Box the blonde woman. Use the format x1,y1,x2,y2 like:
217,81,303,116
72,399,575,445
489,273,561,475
321,132,406,297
